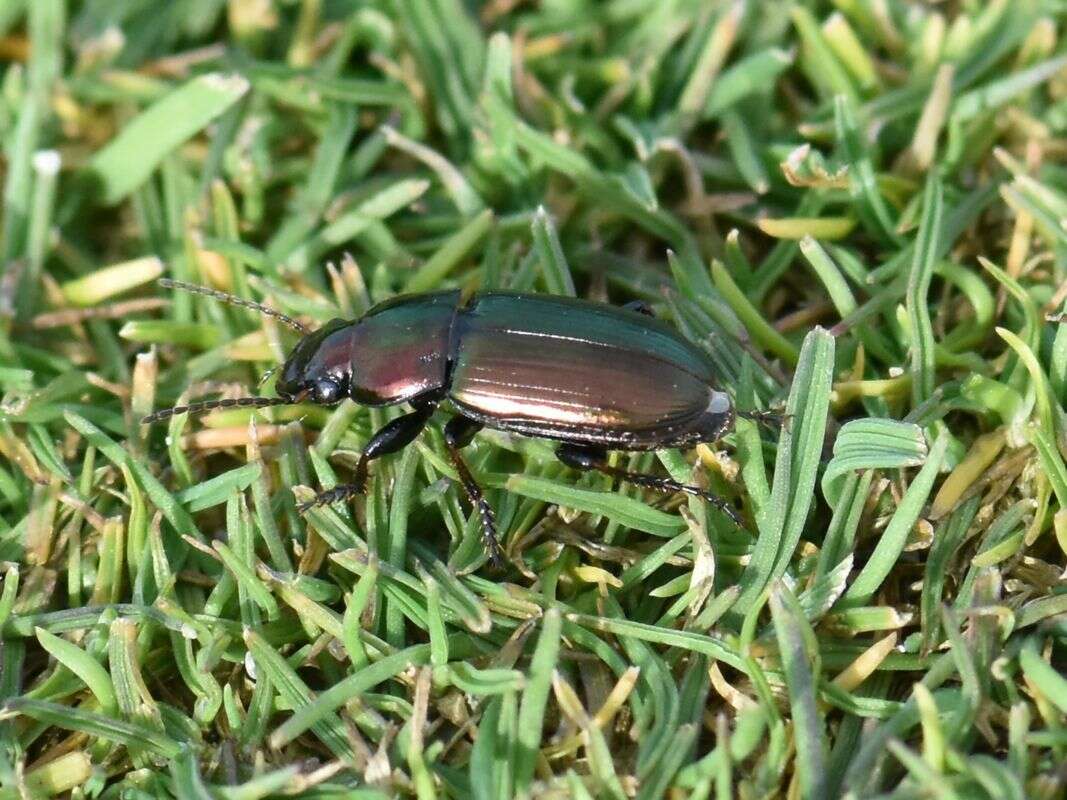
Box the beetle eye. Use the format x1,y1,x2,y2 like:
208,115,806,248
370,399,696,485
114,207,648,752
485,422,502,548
313,378,341,404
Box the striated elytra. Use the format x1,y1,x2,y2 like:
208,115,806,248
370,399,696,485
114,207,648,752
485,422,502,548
147,284,770,566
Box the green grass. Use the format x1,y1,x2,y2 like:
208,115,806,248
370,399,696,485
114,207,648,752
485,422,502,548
0,0,1066,797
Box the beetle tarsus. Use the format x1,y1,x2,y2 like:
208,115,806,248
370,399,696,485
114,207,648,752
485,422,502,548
623,300,655,317
299,404,435,514
444,416,505,568
738,408,789,431
557,442,743,527
297,482,365,513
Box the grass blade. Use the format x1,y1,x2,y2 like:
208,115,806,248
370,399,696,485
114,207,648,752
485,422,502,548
88,73,249,205
734,328,834,615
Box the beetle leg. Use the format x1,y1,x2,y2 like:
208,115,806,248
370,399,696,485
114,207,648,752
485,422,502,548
738,408,790,430
297,403,435,513
444,414,483,449
297,482,363,512
623,300,654,317
556,443,743,527
443,416,504,567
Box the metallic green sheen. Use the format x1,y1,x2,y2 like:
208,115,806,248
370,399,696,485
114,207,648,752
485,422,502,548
276,291,460,406
447,293,731,449
349,290,460,405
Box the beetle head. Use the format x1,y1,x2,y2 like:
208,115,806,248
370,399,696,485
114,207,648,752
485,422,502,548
276,318,355,405
141,280,345,425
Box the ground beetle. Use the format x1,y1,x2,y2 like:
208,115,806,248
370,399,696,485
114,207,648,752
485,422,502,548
146,280,777,565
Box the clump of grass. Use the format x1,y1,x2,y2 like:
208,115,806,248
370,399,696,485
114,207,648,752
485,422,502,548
0,1,1066,798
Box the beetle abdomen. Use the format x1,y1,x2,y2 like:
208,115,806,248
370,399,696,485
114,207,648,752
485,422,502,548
447,294,729,448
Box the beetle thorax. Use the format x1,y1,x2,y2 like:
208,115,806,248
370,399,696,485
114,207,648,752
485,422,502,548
347,291,460,406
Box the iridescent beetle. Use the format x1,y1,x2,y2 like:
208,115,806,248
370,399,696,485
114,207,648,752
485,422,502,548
146,280,776,565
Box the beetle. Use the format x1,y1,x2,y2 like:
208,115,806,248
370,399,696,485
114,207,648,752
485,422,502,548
145,280,776,565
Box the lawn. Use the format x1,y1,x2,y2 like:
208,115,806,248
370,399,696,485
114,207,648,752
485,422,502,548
0,0,1066,798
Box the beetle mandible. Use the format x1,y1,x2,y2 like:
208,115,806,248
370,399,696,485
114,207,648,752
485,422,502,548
145,280,776,566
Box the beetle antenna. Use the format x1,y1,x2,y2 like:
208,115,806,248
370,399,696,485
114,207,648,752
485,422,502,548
142,395,293,424
159,278,310,334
